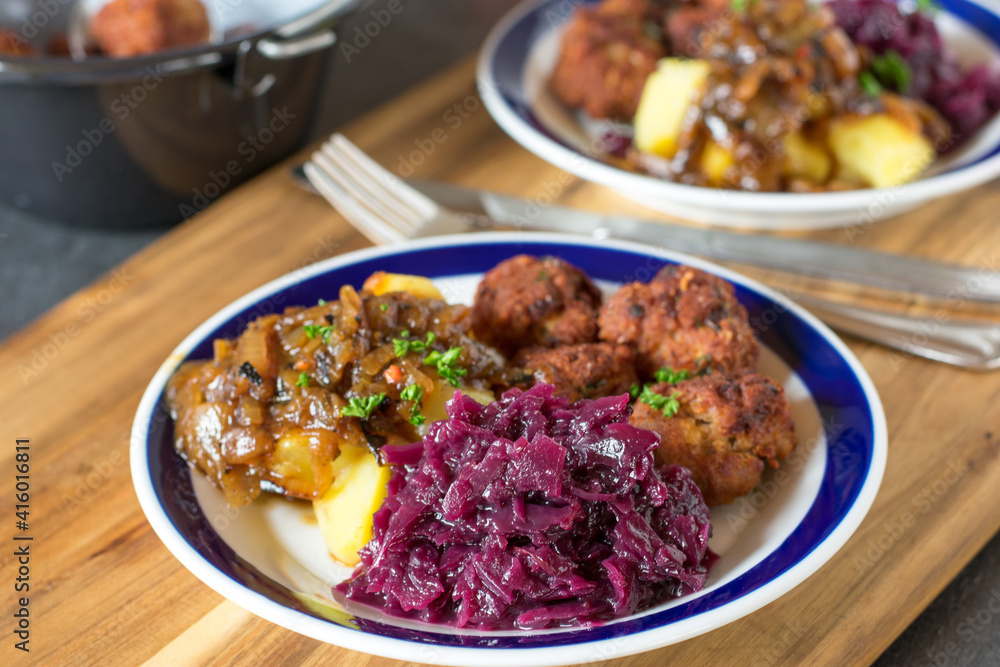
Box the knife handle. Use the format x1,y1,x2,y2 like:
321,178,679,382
791,293,1000,371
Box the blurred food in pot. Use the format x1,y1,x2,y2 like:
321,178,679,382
0,29,37,56
90,0,211,57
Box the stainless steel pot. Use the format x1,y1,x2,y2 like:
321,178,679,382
0,0,361,228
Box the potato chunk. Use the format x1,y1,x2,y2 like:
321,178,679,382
421,377,495,425
828,114,934,188
634,58,711,159
700,139,735,185
362,271,444,299
783,130,832,184
313,446,393,566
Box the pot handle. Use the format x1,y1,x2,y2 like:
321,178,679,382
255,0,358,61
256,30,337,61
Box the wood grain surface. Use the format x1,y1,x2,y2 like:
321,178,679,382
3,57,1000,666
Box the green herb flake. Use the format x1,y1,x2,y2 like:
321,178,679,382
859,69,883,97
317,299,327,306
639,386,681,418
916,0,940,14
870,50,912,93
303,324,335,343
296,372,310,388
653,367,690,384
401,384,423,402
380,303,389,312
342,393,387,420
393,331,436,357
401,384,425,426
424,346,468,387
629,383,642,400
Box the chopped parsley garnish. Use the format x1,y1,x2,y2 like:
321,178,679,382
859,70,882,97
654,367,690,384
629,383,642,400
916,0,940,14
424,347,467,387
639,386,682,418
303,324,335,343
380,303,389,312
859,50,912,97
401,384,425,426
393,331,436,357
239,361,262,385
342,393,386,420
296,372,310,388
871,50,911,93
730,0,756,11
317,298,327,306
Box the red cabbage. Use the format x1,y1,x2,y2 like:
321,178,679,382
336,384,714,630
831,0,1000,142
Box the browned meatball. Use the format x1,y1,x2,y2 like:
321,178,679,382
630,373,796,506
548,1,665,120
471,255,601,357
599,265,759,378
513,343,638,403
91,0,211,57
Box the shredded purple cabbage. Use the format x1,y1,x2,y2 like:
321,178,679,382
831,0,1000,142
335,384,713,630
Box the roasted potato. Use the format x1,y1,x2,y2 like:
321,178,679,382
362,272,444,300
313,445,393,566
828,114,934,188
634,58,711,158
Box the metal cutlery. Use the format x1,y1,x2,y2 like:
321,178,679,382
302,133,1000,370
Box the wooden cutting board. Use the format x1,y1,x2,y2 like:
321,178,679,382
3,57,1000,666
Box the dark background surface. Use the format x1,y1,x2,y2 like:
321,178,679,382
1,1,998,665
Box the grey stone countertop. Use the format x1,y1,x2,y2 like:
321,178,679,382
1,2,997,665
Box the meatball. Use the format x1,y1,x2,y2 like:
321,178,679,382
513,343,638,403
630,373,797,506
0,30,37,57
471,255,602,357
599,265,759,378
548,1,665,120
91,0,211,57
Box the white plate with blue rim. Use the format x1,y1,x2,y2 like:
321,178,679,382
476,0,1000,230
131,233,887,666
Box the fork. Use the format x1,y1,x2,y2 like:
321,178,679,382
303,133,1000,370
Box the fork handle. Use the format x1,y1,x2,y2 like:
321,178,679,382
791,293,1000,370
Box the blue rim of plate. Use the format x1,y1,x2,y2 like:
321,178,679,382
476,0,1000,213
131,234,887,666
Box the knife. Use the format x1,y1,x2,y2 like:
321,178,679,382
407,179,1000,304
